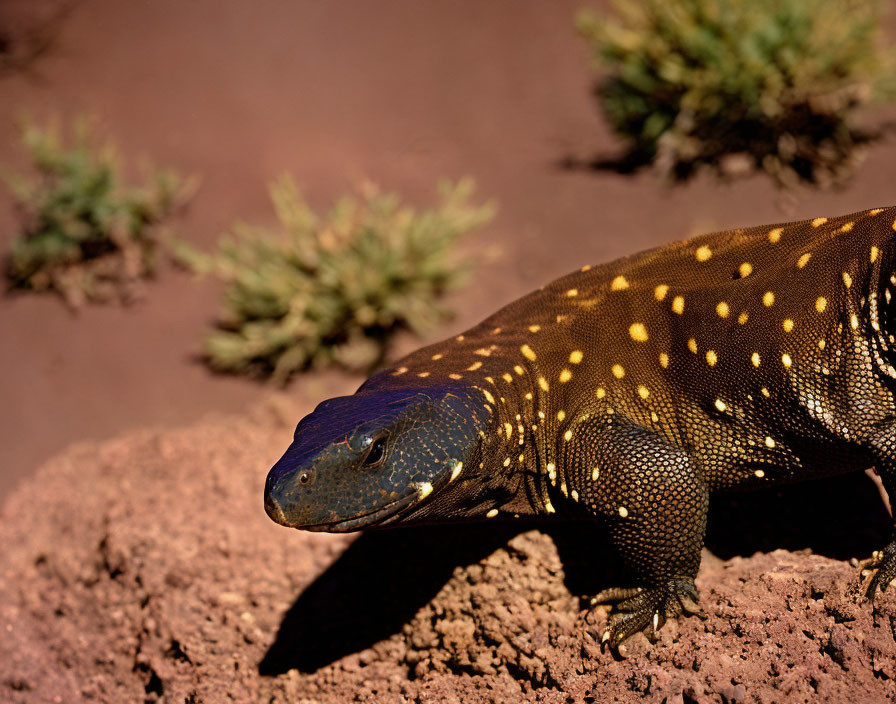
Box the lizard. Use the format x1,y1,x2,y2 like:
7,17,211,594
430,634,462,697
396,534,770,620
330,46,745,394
264,205,896,646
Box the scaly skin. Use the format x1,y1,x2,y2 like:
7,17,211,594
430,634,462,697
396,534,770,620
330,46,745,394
265,206,896,647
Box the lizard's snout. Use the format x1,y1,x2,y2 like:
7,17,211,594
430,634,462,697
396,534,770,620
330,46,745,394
263,473,289,525
264,486,288,525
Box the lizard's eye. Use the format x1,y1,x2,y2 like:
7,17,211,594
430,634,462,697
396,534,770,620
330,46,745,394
362,436,388,467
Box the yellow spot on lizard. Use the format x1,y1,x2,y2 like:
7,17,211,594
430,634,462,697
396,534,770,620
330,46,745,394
610,275,629,291
629,323,649,341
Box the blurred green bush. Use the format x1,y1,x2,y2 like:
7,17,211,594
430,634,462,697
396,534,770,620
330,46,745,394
3,118,195,306
174,176,494,382
577,0,896,187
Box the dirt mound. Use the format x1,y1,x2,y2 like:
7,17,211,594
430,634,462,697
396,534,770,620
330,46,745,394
2,402,895,703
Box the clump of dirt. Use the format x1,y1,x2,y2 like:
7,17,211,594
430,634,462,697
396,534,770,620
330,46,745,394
2,401,895,703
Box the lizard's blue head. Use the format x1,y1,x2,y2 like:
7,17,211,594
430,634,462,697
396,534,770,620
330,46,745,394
264,384,492,532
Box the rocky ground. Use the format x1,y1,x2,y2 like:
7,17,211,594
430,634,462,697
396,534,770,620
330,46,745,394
3,398,896,704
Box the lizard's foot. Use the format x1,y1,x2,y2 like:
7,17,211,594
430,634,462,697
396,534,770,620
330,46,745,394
861,542,896,599
591,576,703,648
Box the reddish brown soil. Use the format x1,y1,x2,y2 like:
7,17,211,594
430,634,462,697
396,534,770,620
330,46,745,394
3,400,896,703
5,1,896,702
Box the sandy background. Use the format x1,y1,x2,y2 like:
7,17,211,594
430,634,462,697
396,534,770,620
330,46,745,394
5,0,896,500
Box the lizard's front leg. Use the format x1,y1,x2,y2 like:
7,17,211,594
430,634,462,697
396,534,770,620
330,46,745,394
569,417,708,647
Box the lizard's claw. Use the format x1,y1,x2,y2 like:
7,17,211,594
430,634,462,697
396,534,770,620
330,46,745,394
861,542,896,600
592,577,703,648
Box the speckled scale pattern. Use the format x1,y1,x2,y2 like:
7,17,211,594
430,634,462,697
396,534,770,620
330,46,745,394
271,205,896,646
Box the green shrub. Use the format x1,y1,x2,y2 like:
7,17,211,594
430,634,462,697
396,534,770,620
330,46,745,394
576,0,896,187
3,118,195,306
174,176,494,382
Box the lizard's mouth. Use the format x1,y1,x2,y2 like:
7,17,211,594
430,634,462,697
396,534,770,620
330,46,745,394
290,490,423,533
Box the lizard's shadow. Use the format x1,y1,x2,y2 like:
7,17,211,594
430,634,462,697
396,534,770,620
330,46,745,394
704,470,890,560
258,471,889,675
257,522,527,676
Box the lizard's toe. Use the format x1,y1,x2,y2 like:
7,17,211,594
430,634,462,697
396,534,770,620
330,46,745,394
595,576,702,648
863,542,896,599
591,586,643,606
